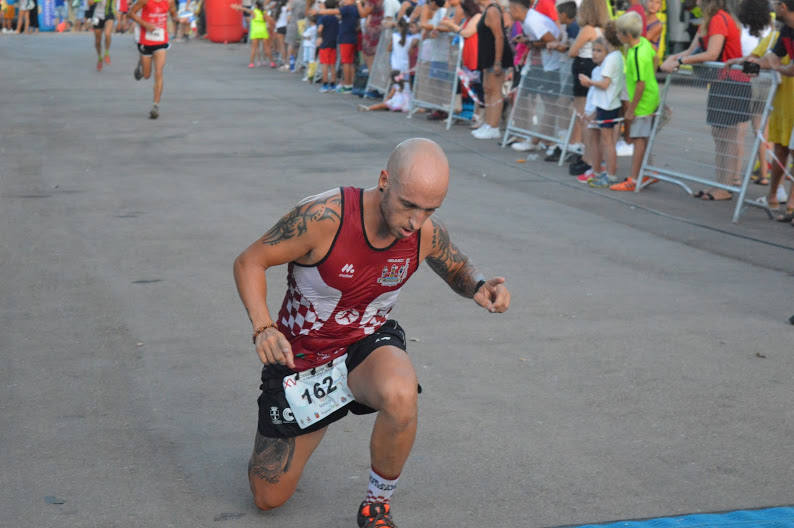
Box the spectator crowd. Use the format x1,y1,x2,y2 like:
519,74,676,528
4,0,793,224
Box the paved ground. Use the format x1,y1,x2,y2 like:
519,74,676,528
1,33,793,528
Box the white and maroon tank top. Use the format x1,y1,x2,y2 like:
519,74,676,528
277,186,421,371
138,0,170,45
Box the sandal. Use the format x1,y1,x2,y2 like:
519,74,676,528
694,189,732,201
775,208,794,223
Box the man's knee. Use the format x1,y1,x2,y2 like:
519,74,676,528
379,378,418,428
249,474,296,511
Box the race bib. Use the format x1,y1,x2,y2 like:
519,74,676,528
283,354,355,429
145,27,165,42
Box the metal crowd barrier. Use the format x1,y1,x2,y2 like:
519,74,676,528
408,33,463,130
502,56,577,166
637,62,780,223
366,28,394,96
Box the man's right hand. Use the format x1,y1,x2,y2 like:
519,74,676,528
255,327,295,369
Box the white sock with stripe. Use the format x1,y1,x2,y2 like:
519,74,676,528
364,467,399,504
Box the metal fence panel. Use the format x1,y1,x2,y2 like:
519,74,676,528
366,29,394,95
639,62,780,223
502,56,577,165
409,34,463,130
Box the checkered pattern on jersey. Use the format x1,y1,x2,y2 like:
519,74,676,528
280,276,326,337
360,306,392,335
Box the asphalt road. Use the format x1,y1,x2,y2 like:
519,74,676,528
1,33,793,528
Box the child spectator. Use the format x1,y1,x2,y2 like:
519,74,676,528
317,0,339,93
565,0,607,162
390,16,420,75
357,70,411,111
232,1,276,68
301,15,318,81
645,0,663,53
611,11,660,192
578,28,624,188
316,0,368,93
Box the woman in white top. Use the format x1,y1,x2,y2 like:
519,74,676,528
566,0,608,150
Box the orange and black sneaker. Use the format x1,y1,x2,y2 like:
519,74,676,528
357,501,397,528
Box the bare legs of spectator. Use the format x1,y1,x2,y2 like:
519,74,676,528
629,137,648,181
364,53,374,70
482,69,504,129
707,123,744,200
767,143,791,209
16,8,30,33
571,95,585,146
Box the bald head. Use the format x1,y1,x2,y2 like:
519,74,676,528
385,138,450,196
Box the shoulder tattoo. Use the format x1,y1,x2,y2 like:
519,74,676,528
261,195,341,246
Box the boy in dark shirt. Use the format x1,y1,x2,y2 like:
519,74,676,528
317,0,370,93
317,0,340,93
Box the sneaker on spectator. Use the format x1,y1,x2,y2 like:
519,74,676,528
319,83,330,93
351,86,364,97
610,178,637,191
336,85,353,94
511,140,543,152
544,146,562,162
616,139,634,157
588,173,615,188
270,61,277,68
576,169,595,183
564,152,581,164
569,159,591,175
472,124,501,139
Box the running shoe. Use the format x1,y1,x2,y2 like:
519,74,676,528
576,169,595,183
357,502,396,528
133,59,143,80
248,62,255,68
568,159,591,175
97,59,103,72
471,124,501,140
610,176,658,191
104,53,111,64
544,146,562,162
270,61,277,68
149,104,159,120
588,173,613,188
319,84,330,93
511,140,541,152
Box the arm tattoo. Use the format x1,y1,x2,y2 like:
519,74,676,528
248,432,296,484
425,218,484,298
261,196,341,246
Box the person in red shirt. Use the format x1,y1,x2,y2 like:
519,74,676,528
234,138,511,528
661,0,749,201
127,0,179,119
626,0,646,37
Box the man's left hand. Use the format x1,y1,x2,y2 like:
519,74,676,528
474,277,510,313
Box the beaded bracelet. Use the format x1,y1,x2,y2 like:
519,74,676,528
252,322,277,344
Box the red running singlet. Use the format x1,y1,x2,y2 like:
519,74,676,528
276,187,421,371
138,0,170,46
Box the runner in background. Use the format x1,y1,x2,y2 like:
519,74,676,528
89,0,116,71
128,0,179,119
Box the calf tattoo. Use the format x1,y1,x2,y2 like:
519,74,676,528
248,432,296,484
425,218,483,298
261,196,341,246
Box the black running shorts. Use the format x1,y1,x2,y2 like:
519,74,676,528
138,43,170,55
256,320,410,438
92,13,115,29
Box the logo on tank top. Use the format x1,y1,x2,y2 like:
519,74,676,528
339,263,355,278
376,258,410,287
335,308,360,325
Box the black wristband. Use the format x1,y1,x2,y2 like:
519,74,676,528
473,279,486,296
